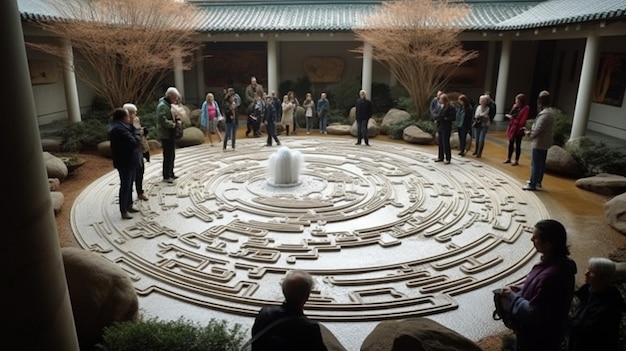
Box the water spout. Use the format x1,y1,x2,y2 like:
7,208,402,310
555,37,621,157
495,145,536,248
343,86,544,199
268,146,304,186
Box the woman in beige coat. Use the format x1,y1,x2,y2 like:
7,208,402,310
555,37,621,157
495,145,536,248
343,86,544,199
281,95,295,136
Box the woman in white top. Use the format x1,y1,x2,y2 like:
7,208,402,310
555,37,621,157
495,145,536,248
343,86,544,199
302,92,316,134
281,95,295,136
472,95,491,158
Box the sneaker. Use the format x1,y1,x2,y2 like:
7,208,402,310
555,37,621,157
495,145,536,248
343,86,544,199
138,193,149,201
355,142,361,145
121,212,133,220
163,177,174,183
522,185,537,191
444,160,450,164
433,158,444,162
511,161,518,166
172,175,180,179
128,207,140,213
324,131,327,134
503,159,511,164
526,180,542,188
277,142,281,145
307,131,310,135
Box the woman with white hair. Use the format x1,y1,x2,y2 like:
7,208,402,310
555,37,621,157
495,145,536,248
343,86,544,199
123,103,149,201
567,257,626,351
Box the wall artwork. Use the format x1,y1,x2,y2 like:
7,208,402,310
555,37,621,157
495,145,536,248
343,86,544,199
29,60,59,85
593,53,626,107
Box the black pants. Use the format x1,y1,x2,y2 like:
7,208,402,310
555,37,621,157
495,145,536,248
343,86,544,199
507,134,524,161
117,167,135,213
161,138,175,179
356,118,369,144
266,122,280,145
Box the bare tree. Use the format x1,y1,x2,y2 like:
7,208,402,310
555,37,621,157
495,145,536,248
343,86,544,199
354,0,478,118
29,0,200,109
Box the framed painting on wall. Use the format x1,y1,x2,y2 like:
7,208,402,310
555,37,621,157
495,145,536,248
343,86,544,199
592,53,626,107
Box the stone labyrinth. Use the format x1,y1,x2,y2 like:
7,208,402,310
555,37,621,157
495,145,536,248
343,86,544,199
72,137,545,322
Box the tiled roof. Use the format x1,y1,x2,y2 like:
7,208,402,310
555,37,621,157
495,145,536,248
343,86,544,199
17,0,626,32
496,0,626,30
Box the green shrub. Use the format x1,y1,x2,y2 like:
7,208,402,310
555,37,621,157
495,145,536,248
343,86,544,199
95,317,246,351
327,78,361,113
567,138,626,176
327,109,350,125
278,76,312,102
386,118,435,140
552,109,572,147
394,96,418,116
58,118,109,152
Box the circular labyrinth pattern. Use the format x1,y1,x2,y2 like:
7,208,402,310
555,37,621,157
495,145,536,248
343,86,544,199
72,137,545,322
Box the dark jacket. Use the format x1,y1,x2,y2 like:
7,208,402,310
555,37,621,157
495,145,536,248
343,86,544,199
568,283,626,351
355,98,373,121
156,96,176,140
435,103,456,129
108,120,141,170
456,104,474,130
506,257,577,351
251,302,327,351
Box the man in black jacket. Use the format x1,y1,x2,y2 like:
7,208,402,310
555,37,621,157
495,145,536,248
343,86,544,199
251,270,327,351
108,108,141,219
355,89,373,146
433,93,456,164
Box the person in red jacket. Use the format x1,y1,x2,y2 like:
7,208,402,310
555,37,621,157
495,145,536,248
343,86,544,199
504,93,530,166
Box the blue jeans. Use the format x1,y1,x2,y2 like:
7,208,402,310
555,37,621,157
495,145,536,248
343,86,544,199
319,113,327,133
529,148,547,187
305,117,313,132
223,123,237,149
473,126,488,144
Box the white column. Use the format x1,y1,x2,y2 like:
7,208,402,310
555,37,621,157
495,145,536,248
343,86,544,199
174,53,185,98
196,46,205,104
571,33,599,139
1,1,79,349
484,41,496,93
62,39,81,123
494,38,512,122
267,37,278,95
362,42,373,98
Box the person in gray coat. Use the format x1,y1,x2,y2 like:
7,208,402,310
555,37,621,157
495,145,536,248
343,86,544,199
523,91,554,191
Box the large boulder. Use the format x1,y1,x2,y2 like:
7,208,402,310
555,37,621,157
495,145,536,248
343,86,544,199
360,318,482,351
43,152,68,180
175,127,205,148
62,247,138,349
327,124,351,135
348,106,356,125
576,173,626,196
319,323,347,351
380,109,411,135
605,192,626,235
97,140,112,158
51,191,64,215
403,125,434,145
546,145,582,177
190,108,202,127
350,119,379,138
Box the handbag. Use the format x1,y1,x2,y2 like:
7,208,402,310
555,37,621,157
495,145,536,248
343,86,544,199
492,289,517,330
472,118,482,128
172,121,183,140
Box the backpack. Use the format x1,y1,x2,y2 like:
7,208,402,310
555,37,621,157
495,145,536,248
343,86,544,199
492,289,517,330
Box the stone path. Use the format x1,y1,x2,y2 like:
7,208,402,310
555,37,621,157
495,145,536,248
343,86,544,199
71,137,549,348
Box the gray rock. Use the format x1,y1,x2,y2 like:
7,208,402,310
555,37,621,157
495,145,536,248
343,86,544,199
51,191,64,215
176,127,205,148
360,318,482,351
62,247,139,350
49,178,60,191
348,106,356,125
41,138,62,152
43,152,68,180
190,108,201,127
97,140,112,158
546,145,582,177
327,124,351,135
576,173,626,196
605,192,626,234
403,125,434,145
380,109,411,135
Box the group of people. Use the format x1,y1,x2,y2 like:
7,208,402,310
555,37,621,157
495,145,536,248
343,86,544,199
499,219,625,351
431,89,554,192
